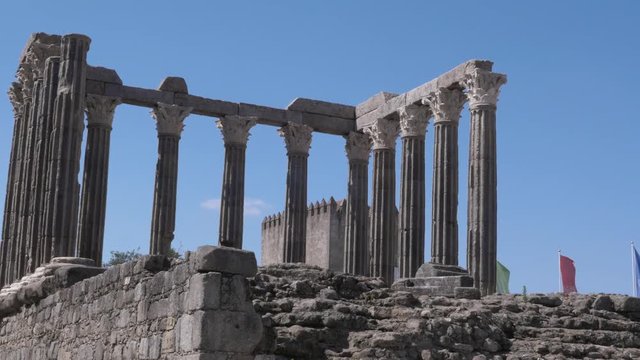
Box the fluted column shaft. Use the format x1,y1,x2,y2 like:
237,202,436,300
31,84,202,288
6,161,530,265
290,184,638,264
364,118,399,285
343,132,371,275
431,122,459,264
150,135,180,255
1,83,25,286
398,105,430,278
423,88,466,266
149,103,191,255
33,57,61,267
279,123,312,263
217,116,255,249
17,79,43,275
77,96,120,266
43,34,91,259
464,69,506,296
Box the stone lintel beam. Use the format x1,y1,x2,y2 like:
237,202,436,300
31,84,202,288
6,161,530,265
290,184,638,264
356,60,496,129
287,97,355,119
85,81,356,135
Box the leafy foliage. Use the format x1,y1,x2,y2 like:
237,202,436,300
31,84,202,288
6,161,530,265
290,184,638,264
104,247,182,267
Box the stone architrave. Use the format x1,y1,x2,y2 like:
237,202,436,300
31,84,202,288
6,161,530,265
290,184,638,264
463,69,507,296
76,95,121,266
43,34,91,261
343,131,371,276
149,103,192,255
216,115,256,249
278,122,312,263
0,83,25,286
364,118,399,285
398,104,431,279
423,88,466,267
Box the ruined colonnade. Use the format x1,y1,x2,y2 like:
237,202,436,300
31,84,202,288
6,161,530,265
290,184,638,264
0,33,505,296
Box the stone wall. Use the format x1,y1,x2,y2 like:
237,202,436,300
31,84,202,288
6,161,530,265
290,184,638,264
0,246,262,360
262,198,345,271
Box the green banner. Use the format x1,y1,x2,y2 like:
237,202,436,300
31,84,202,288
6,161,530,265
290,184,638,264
496,260,510,294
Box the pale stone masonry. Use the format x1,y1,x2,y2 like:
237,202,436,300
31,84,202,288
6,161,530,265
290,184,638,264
0,33,506,297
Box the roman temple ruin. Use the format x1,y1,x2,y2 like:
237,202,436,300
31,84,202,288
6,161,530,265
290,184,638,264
1,33,506,297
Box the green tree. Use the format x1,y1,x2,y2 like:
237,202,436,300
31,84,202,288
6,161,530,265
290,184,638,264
104,247,182,266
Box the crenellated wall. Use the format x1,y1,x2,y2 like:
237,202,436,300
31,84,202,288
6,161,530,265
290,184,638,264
0,246,262,360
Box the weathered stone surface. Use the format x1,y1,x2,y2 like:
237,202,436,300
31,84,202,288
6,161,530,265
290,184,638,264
416,263,469,277
49,256,96,266
158,76,188,94
251,263,640,360
192,245,257,277
287,98,355,119
86,65,122,84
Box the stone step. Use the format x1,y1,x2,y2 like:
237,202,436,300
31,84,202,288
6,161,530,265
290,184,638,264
510,339,640,360
513,326,640,348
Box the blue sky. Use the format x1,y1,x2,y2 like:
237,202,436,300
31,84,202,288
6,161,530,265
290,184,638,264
0,1,639,295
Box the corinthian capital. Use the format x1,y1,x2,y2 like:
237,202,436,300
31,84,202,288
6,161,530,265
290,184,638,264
462,69,507,109
216,115,257,146
151,103,192,137
279,122,313,155
85,95,121,128
344,131,371,162
399,104,431,138
26,43,60,79
17,63,34,99
423,88,466,125
363,118,399,151
8,82,24,118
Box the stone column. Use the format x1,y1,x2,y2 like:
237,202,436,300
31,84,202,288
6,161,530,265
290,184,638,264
32,56,61,268
216,115,256,249
423,88,466,266
0,83,25,286
364,118,399,285
149,103,192,255
343,131,371,276
76,95,121,266
43,34,91,259
398,105,431,278
463,69,507,296
278,122,312,263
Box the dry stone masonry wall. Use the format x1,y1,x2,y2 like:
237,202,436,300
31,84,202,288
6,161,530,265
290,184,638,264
0,246,262,360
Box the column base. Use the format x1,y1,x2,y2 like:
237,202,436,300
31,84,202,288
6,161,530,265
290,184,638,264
391,262,480,299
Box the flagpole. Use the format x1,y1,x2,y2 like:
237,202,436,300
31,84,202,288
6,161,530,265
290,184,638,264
558,249,562,293
632,242,636,297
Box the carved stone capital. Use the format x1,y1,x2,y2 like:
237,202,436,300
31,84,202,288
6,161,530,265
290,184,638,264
216,115,257,146
8,82,24,118
85,95,121,128
279,122,313,155
399,104,431,138
363,118,399,151
423,88,466,125
17,63,34,99
26,43,60,79
151,103,192,137
463,69,507,109
344,131,371,162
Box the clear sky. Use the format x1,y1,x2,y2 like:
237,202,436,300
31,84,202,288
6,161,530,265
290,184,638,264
0,1,638,295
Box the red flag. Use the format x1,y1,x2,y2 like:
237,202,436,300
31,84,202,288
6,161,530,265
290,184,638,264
560,255,577,293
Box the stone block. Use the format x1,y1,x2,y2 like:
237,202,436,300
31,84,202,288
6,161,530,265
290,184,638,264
192,246,257,277
197,310,263,353
454,287,481,299
86,66,122,84
158,76,188,94
287,97,355,119
53,265,106,288
355,91,398,118
528,295,562,307
415,263,469,278
186,272,221,311
612,295,640,313
592,295,615,311
50,257,96,266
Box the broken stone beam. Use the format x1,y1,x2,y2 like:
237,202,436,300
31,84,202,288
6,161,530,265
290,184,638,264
287,97,355,119
356,60,494,130
85,80,356,135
